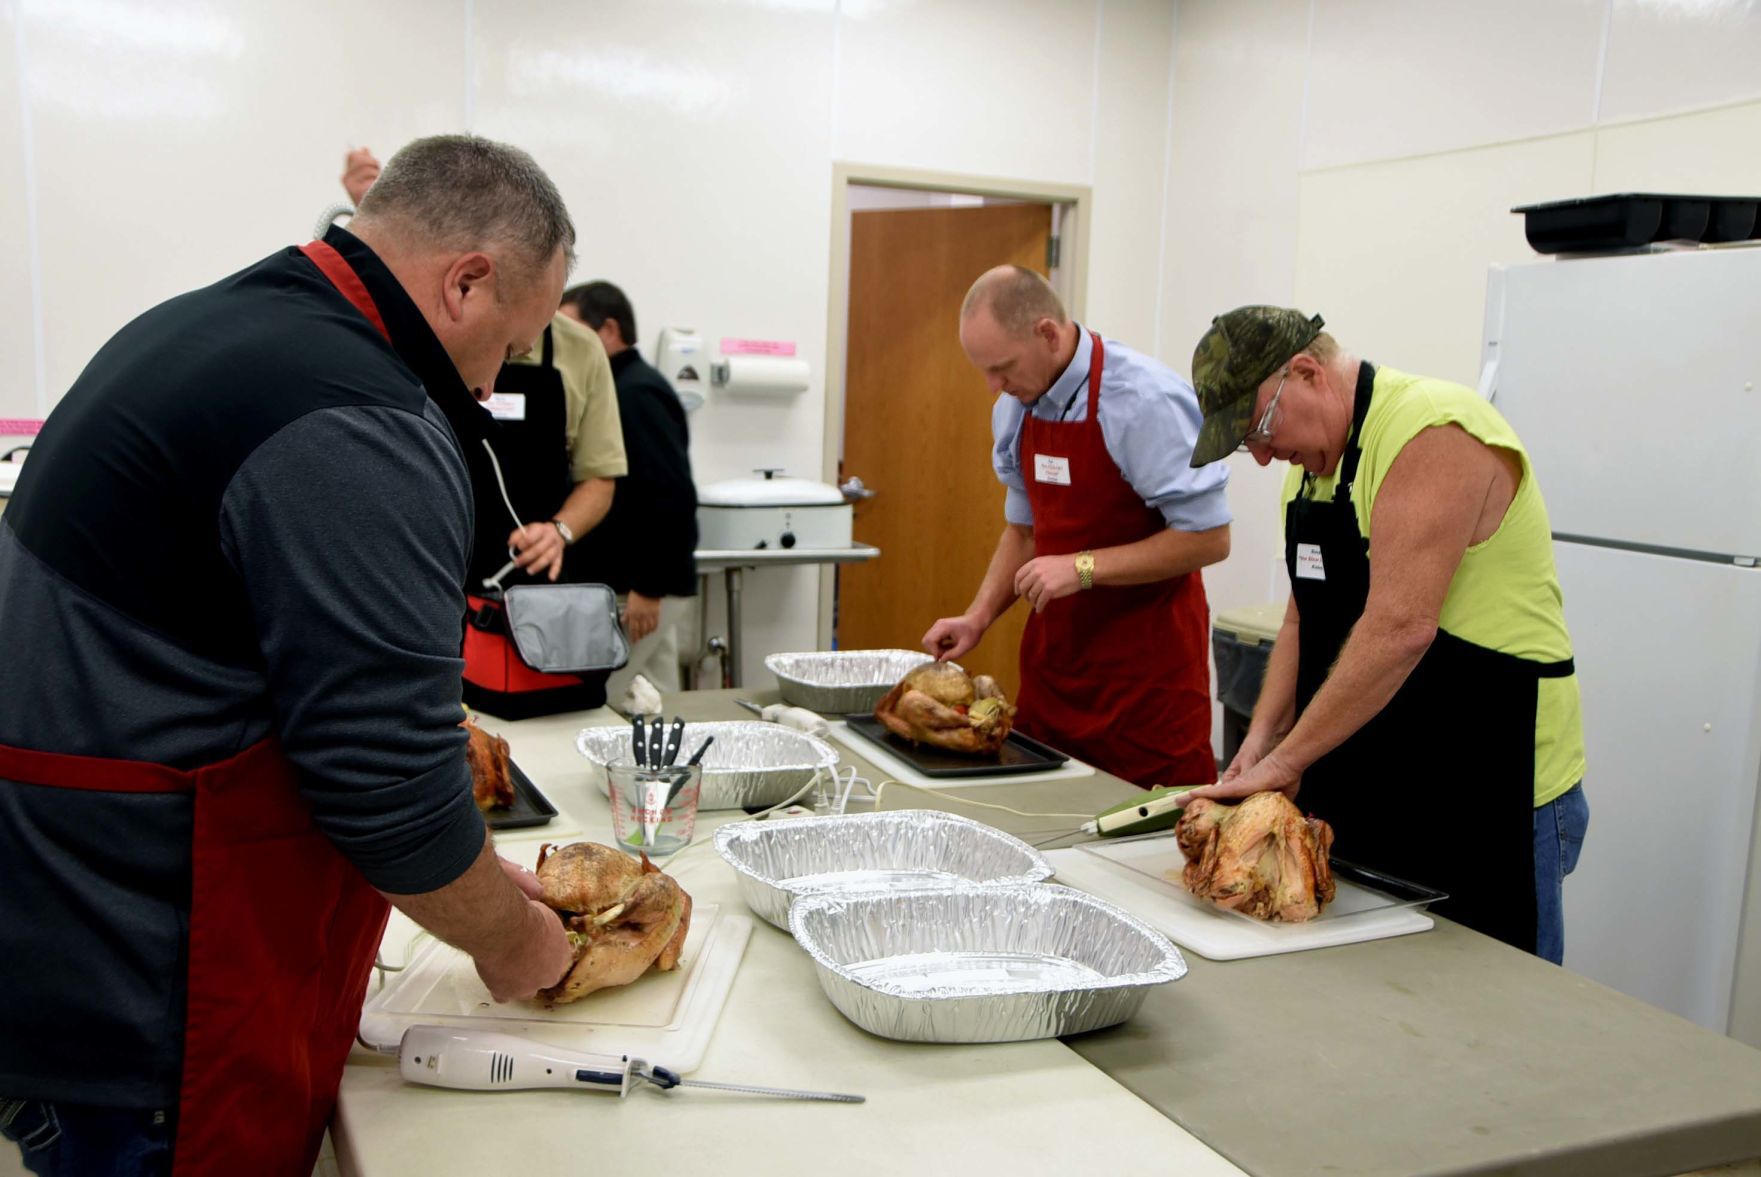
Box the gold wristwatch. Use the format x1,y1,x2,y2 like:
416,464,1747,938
1074,550,1095,591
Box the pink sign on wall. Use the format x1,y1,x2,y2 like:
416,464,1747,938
720,338,797,357
0,419,44,436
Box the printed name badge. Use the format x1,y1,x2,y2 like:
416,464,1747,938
1034,454,1072,485
1296,543,1326,581
484,392,526,421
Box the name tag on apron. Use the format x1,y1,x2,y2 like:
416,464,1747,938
484,392,527,421
1034,454,1072,485
1296,543,1326,580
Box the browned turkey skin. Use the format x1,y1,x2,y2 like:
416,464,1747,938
874,663,1016,756
533,842,692,1003
1173,793,1336,922
462,718,514,811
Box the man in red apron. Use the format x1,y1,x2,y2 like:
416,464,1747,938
0,136,576,1175
924,266,1231,788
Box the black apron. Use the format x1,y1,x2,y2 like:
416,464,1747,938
1286,362,1573,953
465,325,575,588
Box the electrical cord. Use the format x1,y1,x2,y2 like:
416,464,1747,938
870,778,1092,822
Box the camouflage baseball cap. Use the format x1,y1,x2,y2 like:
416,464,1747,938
1189,306,1325,466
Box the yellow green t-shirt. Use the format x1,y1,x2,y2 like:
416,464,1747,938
507,312,628,482
1280,365,1585,808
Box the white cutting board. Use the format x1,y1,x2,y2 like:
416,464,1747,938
828,719,1096,788
1046,844,1434,961
359,902,751,1073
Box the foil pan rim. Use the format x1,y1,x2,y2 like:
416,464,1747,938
787,881,1188,999
712,809,1054,896
574,721,840,777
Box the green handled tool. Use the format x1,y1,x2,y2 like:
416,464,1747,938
1083,785,1199,838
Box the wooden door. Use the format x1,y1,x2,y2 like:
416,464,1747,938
837,203,1054,700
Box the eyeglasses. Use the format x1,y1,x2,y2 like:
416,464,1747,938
1237,368,1289,452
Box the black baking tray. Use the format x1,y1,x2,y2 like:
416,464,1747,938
840,714,1069,778
484,759,558,830
1513,192,1761,253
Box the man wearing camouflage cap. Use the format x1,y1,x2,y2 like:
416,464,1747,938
1181,307,1588,961
922,266,1231,789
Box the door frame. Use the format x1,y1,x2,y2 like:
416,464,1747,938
818,162,1093,648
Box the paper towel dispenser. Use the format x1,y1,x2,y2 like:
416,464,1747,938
710,355,811,398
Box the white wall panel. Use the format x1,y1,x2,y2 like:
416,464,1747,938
23,0,463,405
474,0,839,684
1600,0,1761,124
835,0,1096,183
0,1,36,422
1294,133,1596,390
1156,0,1308,643
1086,0,1174,350
1302,0,1605,170
1592,99,1761,194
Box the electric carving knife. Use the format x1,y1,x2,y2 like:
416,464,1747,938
394,1025,864,1103
1082,785,1199,837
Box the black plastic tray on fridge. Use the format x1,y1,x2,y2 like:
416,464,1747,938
841,713,1069,778
1513,193,1761,254
484,759,558,830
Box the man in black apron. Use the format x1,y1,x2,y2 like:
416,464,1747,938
1181,306,1588,960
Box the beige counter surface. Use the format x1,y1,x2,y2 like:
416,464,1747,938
331,696,1244,1177
335,690,1761,1177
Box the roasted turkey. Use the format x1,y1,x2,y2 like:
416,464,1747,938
462,717,514,811
874,663,1016,756
1172,793,1335,922
534,842,692,1003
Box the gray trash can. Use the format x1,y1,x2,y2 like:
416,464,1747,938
1211,602,1284,766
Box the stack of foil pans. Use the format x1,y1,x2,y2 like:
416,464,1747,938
789,883,1186,1043
713,809,1052,929
764,649,945,714
574,721,838,811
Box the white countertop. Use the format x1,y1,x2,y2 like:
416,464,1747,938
331,708,1243,1177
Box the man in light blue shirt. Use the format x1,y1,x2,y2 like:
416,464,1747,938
924,266,1230,786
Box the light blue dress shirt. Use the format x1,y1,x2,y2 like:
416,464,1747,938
991,326,1230,532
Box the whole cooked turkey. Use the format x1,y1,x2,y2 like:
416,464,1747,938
1172,793,1336,922
873,663,1016,756
534,842,692,1003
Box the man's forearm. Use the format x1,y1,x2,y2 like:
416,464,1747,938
1273,611,1434,772
1092,524,1229,588
1246,611,1301,745
382,831,544,959
966,525,1035,627
555,477,614,540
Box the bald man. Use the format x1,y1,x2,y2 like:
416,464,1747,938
923,266,1231,788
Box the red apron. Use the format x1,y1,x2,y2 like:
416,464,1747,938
0,738,388,1176
0,237,403,1173
1016,331,1215,788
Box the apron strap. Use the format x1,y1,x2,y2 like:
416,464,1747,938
1083,329,1104,418
0,742,195,793
298,240,391,343
1304,360,1378,501
540,323,555,368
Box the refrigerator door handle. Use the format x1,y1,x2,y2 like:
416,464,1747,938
1477,356,1500,405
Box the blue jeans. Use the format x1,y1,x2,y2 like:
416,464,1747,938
0,1100,173,1176
1534,782,1589,964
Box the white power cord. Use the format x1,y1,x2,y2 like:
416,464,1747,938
870,779,1092,822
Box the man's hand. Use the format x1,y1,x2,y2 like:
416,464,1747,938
1013,554,1082,613
923,614,985,662
342,147,380,205
1183,747,1303,805
624,592,662,644
471,898,572,1002
499,855,544,900
508,523,565,582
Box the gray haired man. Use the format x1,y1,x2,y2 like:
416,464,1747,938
0,135,575,1174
